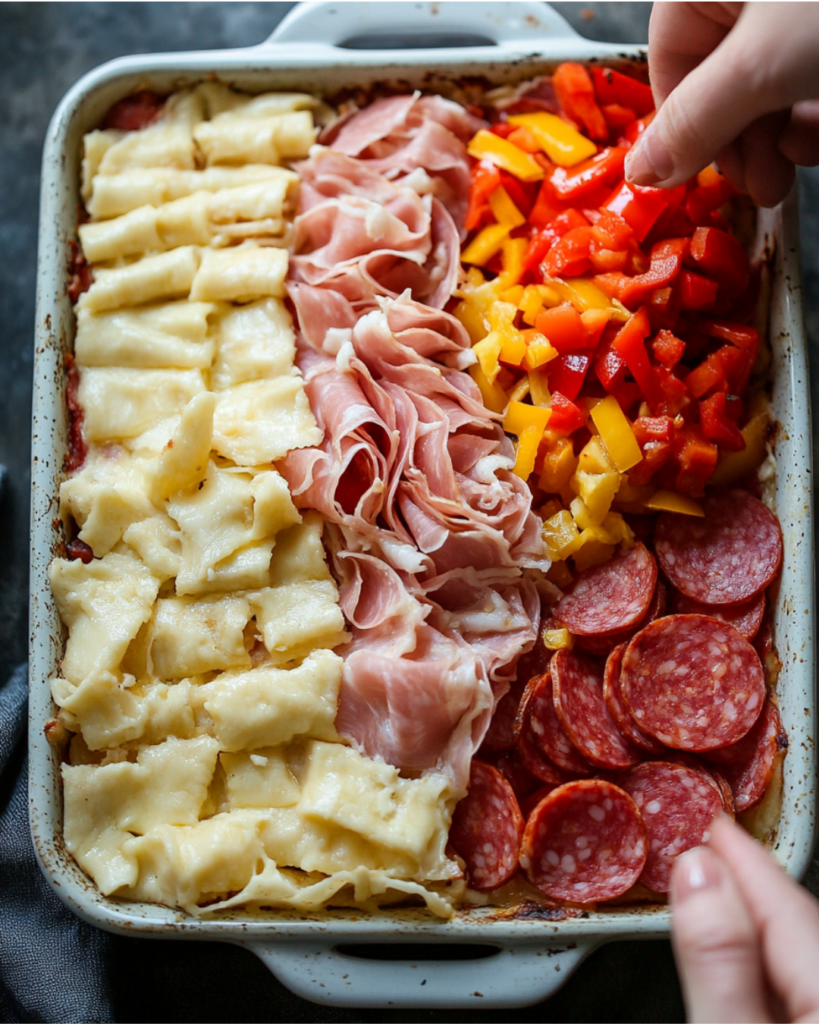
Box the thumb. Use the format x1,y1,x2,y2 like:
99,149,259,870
671,845,772,1024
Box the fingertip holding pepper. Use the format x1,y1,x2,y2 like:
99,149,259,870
625,127,674,188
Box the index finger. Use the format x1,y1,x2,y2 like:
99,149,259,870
708,816,819,1023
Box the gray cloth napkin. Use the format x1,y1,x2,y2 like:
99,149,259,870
0,665,113,1024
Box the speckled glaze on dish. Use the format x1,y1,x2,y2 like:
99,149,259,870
29,1,817,1009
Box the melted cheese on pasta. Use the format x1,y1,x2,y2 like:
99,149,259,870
53,84,461,919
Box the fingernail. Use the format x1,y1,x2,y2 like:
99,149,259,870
673,847,723,904
625,127,674,186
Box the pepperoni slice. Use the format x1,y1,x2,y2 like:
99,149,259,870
520,783,560,819
481,678,526,755
521,780,647,903
655,490,782,605
449,760,524,891
552,648,641,769
620,761,723,893
603,644,665,754
496,751,543,801
703,700,788,812
516,697,570,785
669,589,765,641
621,614,766,751
576,579,667,655
523,673,592,775
703,766,736,818
554,542,658,636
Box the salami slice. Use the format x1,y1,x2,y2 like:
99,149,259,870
481,678,526,755
655,490,782,605
496,751,543,801
554,542,658,636
703,700,788,812
449,759,524,891
621,614,766,751
552,648,641,769
620,761,723,893
669,589,765,641
576,579,667,655
520,783,560,819
516,698,570,785
521,780,647,902
523,673,592,775
703,766,736,818
603,644,665,754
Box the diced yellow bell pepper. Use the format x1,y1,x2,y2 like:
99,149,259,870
572,468,621,526
499,331,527,367
498,237,528,289
590,395,643,473
513,423,542,480
558,277,615,311
504,400,551,437
709,412,768,487
528,368,552,408
522,334,559,371
507,112,597,167
473,331,503,383
644,490,705,517
546,560,574,589
543,627,574,650
508,376,531,404
469,362,508,414
569,497,595,531
573,538,616,572
538,498,564,520
500,284,525,306
542,509,583,560
577,436,615,475
596,511,636,548
486,300,519,335
489,185,526,227
462,223,510,266
467,129,546,182
519,284,561,325
539,436,577,495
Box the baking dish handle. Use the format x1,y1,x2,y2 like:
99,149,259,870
244,938,594,1008
264,1,580,50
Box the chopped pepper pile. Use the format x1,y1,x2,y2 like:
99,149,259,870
454,63,769,592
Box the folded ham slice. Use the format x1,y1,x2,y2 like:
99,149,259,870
282,96,547,790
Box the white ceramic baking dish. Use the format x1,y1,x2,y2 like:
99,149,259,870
29,1,817,1009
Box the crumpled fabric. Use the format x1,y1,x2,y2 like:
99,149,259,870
0,665,113,1024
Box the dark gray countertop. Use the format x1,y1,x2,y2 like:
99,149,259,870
2,3,816,1021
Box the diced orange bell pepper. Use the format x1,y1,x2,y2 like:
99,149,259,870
465,161,502,232
535,303,589,353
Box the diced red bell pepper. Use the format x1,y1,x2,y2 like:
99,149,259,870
652,365,691,417
633,415,675,444
623,111,656,145
612,307,653,388
611,381,643,414
590,247,629,273
684,170,736,223
647,286,680,330
591,209,634,250
490,122,517,139
628,439,674,485
678,270,719,310
672,427,719,497
500,171,539,219
688,227,750,294
619,237,688,309
685,346,741,399
705,320,759,352
651,328,686,369
553,62,609,141
593,271,630,299
548,391,588,434
594,331,629,393
699,392,746,451
535,304,590,353
547,350,594,401
601,103,637,132
605,181,686,242
550,147,627,200
465,161,502,232
528,179,566,229
591,67,655,118
543,225,593,277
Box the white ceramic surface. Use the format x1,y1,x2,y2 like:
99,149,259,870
29,1,817,1009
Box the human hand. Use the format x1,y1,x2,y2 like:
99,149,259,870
625,2,819,206
670,815,819,1023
